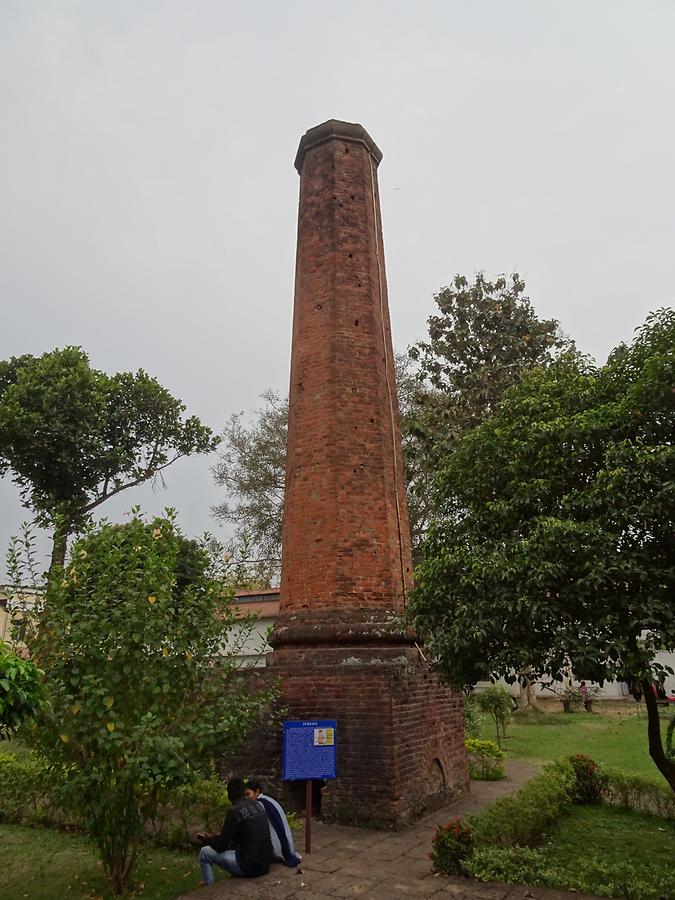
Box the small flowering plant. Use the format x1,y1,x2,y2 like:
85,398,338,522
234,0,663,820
557,684,584,711
568,754,608,804
431,817,474,875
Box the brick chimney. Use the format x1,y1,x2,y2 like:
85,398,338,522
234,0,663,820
262,121,468,826
273,120,413,648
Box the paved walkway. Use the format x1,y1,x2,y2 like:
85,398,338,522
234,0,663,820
178,761,599,900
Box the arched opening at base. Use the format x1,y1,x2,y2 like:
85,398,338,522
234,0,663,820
428,757,446,795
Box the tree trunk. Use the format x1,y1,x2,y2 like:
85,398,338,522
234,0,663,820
517,672,541,710
49,523,69,575
640,678,675,792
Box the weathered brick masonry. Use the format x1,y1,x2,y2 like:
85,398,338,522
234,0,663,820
232,121,467,827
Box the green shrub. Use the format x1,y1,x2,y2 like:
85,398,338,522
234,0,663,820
152,772,230,848
553,855,675,900
0,749,63,825
465,846,547,884
0,747,232,845
470,760,574,848
568,754,607,804
431,818,474,875
463,693,484,739
603,768,675,820
465,738,506,780
0,644,47,739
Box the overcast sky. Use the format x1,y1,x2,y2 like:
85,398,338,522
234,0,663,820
2,1,674,576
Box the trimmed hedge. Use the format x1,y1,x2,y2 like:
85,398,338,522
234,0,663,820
468,760,574,848
603,768,675,820
432,760,574,876
466,846,546,884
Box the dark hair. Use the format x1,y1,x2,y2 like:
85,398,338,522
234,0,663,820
227,778,246,803
246,779,263,794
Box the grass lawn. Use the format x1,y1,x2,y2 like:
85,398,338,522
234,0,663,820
0,824,205,900
483,708,664,780
541,804,675,899
470,706,675,898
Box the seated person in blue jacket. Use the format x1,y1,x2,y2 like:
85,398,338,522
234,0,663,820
197,778,273,884
245,779,303,868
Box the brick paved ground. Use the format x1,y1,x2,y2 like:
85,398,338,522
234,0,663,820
178,761,599,900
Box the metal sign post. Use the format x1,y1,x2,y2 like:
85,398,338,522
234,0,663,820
282,719,337,855
305,778,312,853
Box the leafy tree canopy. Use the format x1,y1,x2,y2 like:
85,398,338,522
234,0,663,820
211,388,287,570
9,510,275,893
409,272,570,432
404,274,571,550
0,643,46,740
409,309,675,788
0,347,219,568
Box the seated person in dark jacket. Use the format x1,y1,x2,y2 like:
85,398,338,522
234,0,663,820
198,778,273,884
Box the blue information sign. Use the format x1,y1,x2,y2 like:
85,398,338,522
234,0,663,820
282,720,337,781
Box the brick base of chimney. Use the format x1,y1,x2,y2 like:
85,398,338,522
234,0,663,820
222,646,468,828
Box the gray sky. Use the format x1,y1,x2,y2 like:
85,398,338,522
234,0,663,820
2,0,674,575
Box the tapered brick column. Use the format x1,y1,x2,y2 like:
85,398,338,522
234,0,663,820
274,120,413,645
265,121,467,826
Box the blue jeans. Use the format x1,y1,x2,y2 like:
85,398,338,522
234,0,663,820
199,845,243,884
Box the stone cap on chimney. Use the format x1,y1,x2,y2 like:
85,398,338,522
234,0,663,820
294,119,383,173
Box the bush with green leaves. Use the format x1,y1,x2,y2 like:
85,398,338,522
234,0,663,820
463,692,484,738
0,643,47,739
0,749,56,824
465,846,546,885
568,754,607,804
469,760,574,848
152,771,230,848
0,746,232,847
555,854,675,900
603,768,675,819
476,684,513,746
465,738,506,781
13,510,277,895
431,817,474,875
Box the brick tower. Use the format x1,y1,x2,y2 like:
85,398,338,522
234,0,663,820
267,120,467,826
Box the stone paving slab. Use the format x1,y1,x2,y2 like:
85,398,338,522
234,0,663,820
178,761,601,900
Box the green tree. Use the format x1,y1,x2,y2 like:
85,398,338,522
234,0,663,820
0,644,46,740
409,272,569,432
211,389,287,566
409,309,675,789
396,354,449,556
12,510,275,894
405,274,571,552
476,684,513,747
0,347,219,571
